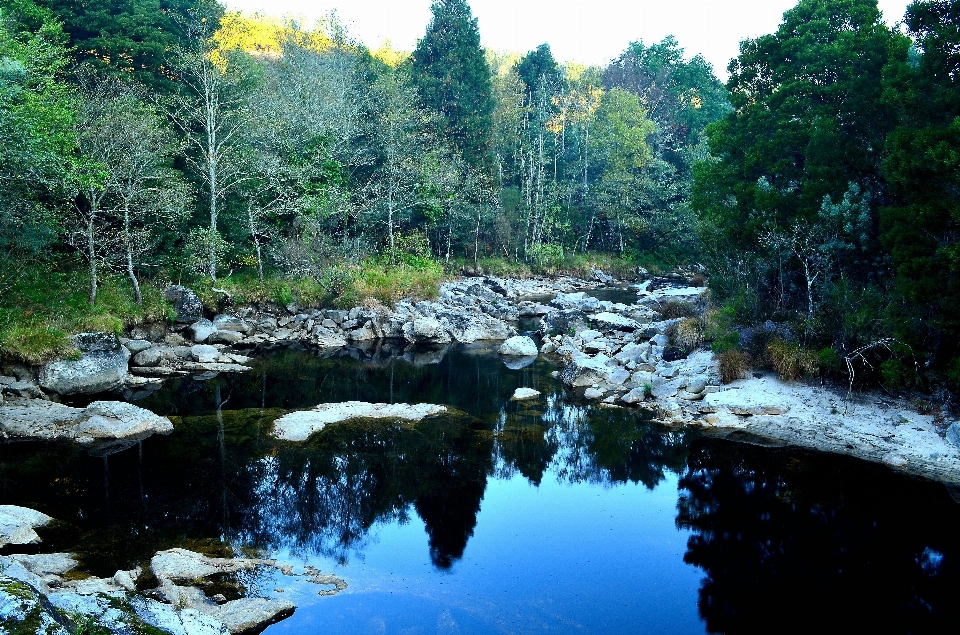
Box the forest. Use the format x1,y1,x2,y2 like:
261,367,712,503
1,0,959,394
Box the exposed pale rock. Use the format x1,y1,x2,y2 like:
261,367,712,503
539,341,557,354
39,348,127,395
499,336,538,357
540,309,589,336
584,387,605,400
347,321,377,341
312,326,347,348
273,401,448,442
209,330,244,345
123,339,153,355
559,356,612,388
213,314,252,334
0,574,69,634
189,319,217,343
151,548,275,584
8,553,76,576
403,318,452,345
591,312,640,332
620,387,648,405
701,388,791,415
0,399,173,452
0,505,52,547
651,379,682,400
211,598,295,634
191,345,219,364
551,292,601,312
510,387,541,401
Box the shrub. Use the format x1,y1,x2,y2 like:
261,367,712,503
675,318,704,350
718,350,751,384
527,243,564,270
658,300,696,320
704,307,740,353
690,274,706,287
767,338,819,380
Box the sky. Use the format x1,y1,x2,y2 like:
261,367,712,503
221,0,913,78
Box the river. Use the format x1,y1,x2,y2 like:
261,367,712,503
1,343,957,633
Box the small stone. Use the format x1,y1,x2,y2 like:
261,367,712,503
191,345,219,364
510,387,541,401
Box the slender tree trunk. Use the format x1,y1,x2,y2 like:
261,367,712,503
87,208,97,306
123,204,143,305
206,67,219,282
247,203,263,284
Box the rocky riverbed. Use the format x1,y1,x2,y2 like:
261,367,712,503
3,269,960,632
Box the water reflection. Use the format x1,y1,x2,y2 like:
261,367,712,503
677,440,960,633
0,344,957,631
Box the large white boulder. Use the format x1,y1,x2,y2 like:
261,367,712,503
273,402,448,442
499,336,538,357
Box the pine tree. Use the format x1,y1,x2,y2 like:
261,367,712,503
412,0,493,169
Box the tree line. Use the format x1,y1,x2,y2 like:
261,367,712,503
694,0,960,390
0,0,727,304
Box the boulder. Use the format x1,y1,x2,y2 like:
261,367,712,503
312,326,347,348
0,399,173,452
499,336,538,357
403,318,452,345
208,330,244,345
347,321,378,341
123,339,153,355
212,314,252,334
5,380,43,398
550,292,601,312
510,387,541,401
559,356,613,388
591,312,640,332
584,387,605,400
0,505,52,547
39,348,127,395
439,311,515,343
8,553,77,576
540,309,589,336
0,574,69,634
620,387,648,405
72,332,121,353
189,319,218,343
210,598,295,634
164,285,204,323
947,422,960,448
592,269,615,285
273,402,448,442
191,345,219,364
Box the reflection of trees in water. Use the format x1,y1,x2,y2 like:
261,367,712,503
494,395,691,489
238,417,493,568
677,441,960,633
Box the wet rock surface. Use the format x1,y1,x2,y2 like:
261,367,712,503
273,401,449,442
0,399,173,453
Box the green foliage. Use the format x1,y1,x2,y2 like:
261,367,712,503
38,0,224,92
0,262,167,363
705,306,741,353
412,0,494,167
527,243,564,270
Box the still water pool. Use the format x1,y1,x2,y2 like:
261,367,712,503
2,342,958,633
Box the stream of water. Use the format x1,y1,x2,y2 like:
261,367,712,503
1,342,958,633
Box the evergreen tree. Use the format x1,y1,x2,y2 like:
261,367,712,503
36,0,223,92
881,0,960,376
412,0,493,169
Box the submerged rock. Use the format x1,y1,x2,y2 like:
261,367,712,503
0,505,52,547
273,402,448,442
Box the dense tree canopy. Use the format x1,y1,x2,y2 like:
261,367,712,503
411,0,494,169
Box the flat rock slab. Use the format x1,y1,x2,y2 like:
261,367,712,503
0,399,173,453
210,598,295,634
510,388,541,401
151,548,275,584
8,553,76,576
0,505,52,547
273,402,448,442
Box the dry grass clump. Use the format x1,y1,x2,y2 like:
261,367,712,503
718,350,751,384
690,274,707,287
658,300,696,320
675,318,704,350
767,338,819,380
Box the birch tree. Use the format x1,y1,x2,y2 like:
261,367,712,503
170,38,254,281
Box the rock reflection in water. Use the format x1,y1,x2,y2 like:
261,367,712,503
676,440,960,633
